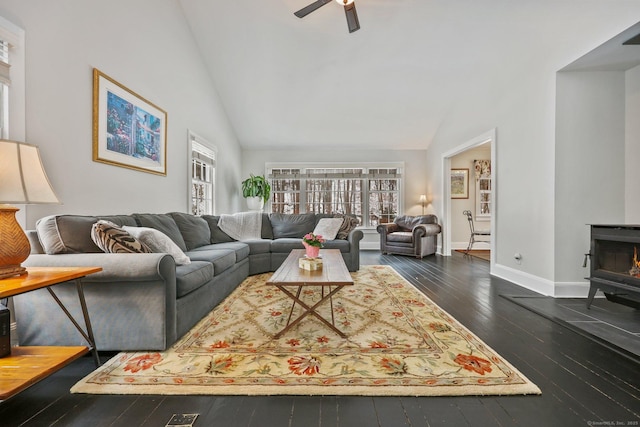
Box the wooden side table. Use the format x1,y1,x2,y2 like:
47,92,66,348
0,266,102,401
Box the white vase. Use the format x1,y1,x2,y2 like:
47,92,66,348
246,196,264,211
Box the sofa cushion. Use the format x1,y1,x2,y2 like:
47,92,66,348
133,213,188,251
185,249,236,275
175,261,214,298
97,215,139,227
260,214,274,239
91,220,151,254
169,212,211,250
190,242,250,263
334,214,360,240
269,238,305,253
270,213,316,239
201,215,235,243
242,239,272,255
320,239,351,253
124,226,191,265
387,231,414,243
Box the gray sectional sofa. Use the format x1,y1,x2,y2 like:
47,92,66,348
14,212,362,351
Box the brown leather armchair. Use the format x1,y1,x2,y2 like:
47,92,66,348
376,215,441,258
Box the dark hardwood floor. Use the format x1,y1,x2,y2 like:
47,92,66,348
1,251,639,426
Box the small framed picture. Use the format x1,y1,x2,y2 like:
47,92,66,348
92,68,167,175
451,168,469,199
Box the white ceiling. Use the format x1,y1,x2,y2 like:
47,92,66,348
178,0,640,151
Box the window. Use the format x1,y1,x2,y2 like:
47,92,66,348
189,132,216,215
0,37,11,138
268,164,402,227
473,160,491,221
0,16,25,141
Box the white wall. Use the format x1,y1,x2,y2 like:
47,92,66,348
626,64,640,223
554,71,625,296
555,71,626,295
423,15,640,297
0,0,243,227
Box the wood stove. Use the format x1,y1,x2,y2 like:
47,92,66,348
586,224,640,309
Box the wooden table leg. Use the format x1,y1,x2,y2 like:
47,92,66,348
274,285,347,339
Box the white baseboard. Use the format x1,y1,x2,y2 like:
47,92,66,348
492,264,596,298
451,241,490,250
554,281,591,298
491,263,555,296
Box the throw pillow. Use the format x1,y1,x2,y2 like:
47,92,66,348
123,226,191,265
312,218,344,241
334,214,360,240
37,215,105,254
132,213,188,251
91,220,151,254
169,212,211,250
269,213,316,239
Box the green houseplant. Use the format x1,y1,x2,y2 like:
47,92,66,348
241,174,271,210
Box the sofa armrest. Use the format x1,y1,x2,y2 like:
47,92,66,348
348,228,364,245
412,223,442,239
24,253,176,282
18,252,178,351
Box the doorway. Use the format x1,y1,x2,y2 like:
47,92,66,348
441,129,496,269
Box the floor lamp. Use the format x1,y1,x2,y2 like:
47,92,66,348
419,194,427,215
0,140,59,279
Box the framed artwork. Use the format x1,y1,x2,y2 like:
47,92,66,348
451,168,469,199
93,68,167,175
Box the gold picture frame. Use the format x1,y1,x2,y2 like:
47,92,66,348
92,68,167,175
451,168,469,199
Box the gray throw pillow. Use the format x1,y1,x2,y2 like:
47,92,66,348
201,215,235,243
269,213,316,239
132,213,188,251
169,212,211,250
36,215,103,254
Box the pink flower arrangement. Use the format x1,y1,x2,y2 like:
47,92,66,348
303,232,325,248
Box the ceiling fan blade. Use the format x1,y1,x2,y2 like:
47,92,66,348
294,0,332,18
344,2,360,33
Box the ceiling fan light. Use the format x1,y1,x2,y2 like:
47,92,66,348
336,0,354,5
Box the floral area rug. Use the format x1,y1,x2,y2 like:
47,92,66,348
71,265,541,396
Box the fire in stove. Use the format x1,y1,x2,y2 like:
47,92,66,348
630,246,640,278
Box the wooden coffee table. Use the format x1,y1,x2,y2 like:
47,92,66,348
266,249,353,339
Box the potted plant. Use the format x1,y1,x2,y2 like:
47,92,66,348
302,232,325,258
241,174,271,211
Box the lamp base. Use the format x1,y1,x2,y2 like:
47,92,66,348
0,265,27,279
0,205,31,280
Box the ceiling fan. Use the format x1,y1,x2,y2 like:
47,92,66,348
294,0,360,33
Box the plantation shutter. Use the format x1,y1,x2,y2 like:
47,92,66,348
0,39,10,85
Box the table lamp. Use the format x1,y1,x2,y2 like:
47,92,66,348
0,140,59,279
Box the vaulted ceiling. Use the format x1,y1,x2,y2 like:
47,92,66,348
178,0,640,151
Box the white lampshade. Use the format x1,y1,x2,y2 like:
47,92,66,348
418,194,427,203
0,140,59,204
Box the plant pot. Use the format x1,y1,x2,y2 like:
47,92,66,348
246,196,264,211
303,242,321,258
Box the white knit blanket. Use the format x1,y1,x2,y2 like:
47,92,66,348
218,211,262,241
